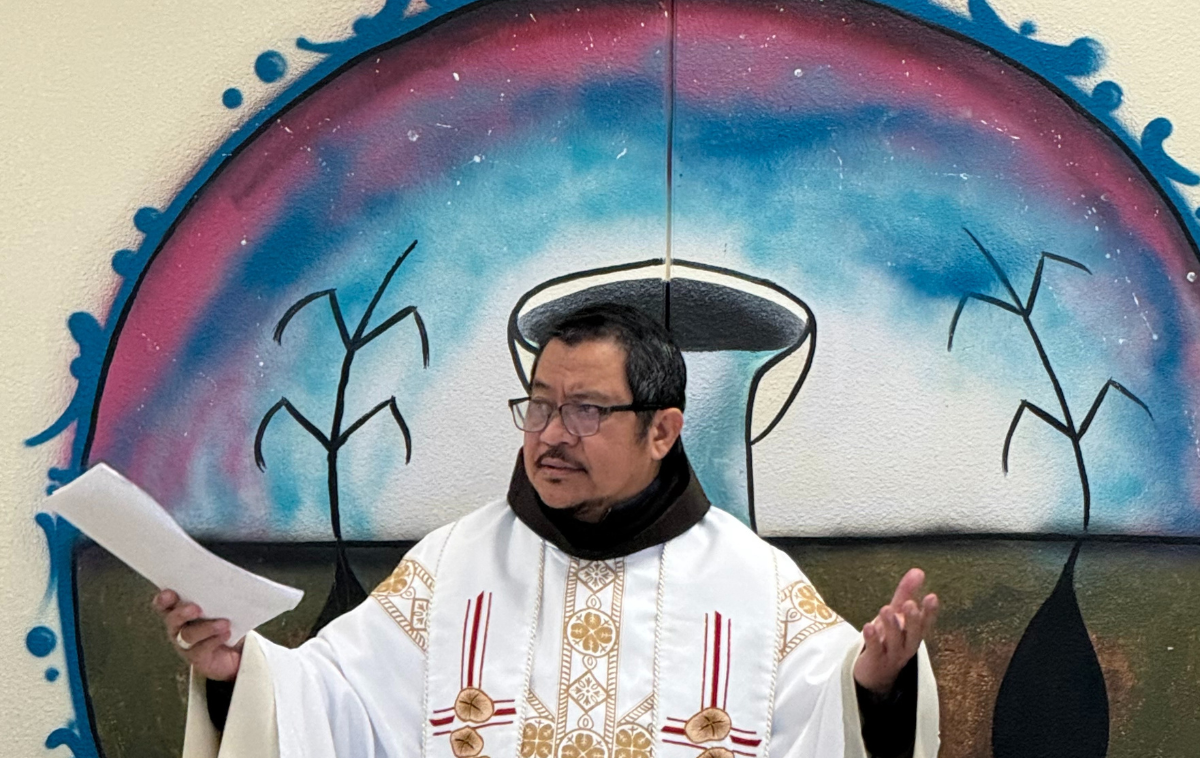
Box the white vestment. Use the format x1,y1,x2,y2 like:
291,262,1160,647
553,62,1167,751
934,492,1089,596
183,501,939,758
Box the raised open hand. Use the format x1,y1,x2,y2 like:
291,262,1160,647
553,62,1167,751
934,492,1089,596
153,589,243,682
853,568,939,695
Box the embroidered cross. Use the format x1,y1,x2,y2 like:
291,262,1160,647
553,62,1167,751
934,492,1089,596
662,612,762,757
429,592,517,756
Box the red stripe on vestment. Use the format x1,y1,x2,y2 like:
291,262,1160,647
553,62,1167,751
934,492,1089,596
723,617,733,710
466,591,484,687
731,735,762,747
701,613,709,710
478,593,492,686
711,611,723,708
460,601,470,690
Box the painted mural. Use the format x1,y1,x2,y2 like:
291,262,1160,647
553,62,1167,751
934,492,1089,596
23,0,1200,756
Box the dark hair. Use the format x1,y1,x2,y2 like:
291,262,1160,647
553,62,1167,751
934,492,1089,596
535,302,687,432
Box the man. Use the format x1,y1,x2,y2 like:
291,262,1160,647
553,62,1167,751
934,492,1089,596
155,303,939,758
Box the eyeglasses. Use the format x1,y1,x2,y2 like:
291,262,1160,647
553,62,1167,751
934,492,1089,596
509,397,667,437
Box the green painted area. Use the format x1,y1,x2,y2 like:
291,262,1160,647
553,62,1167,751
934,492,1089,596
789,539,1200,757
75,543,410,758
77,539,1200,757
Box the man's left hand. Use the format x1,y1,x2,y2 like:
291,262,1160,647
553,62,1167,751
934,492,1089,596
853,568,939,695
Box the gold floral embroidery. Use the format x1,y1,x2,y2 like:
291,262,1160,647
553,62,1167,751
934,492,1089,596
374,558,434,594
697,749,734,758
614,724,652,758
568,609,616,655
372,558,435,652
411,598,430,630
548,559,626,757
568,672,608,710
577,562,617,592
790,583,837,622
779,580,843,660
558,729,608,758
374,560,414,594
521,720,555,758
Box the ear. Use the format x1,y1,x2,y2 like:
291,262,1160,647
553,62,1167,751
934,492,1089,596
646,408,684,461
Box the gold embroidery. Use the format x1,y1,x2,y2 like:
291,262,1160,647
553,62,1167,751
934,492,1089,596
567,671,608,710
614,724,653,758
790,583,837,622
568,610,616,655
616,695,654,726
521,720,555,758
577,562,617,592
604,564,625,742
558,729,608,758
697,749,734,758
372,558,435,652
547,558,627,757
374,557,434,594
520,560,650,758
778,580,843,660
527,692,554,721
555,560,581,738
375,561,413,593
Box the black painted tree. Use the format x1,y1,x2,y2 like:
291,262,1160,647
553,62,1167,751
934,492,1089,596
255,240,429,635
948,230,1152,758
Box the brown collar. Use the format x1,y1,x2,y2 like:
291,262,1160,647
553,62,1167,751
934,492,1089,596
506,444,711,560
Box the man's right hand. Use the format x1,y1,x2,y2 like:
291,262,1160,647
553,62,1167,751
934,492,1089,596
153,589,243,682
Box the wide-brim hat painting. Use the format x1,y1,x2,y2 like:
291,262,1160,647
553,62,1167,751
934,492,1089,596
510,258,816,526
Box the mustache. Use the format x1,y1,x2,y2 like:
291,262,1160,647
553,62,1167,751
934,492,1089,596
537,445,584,469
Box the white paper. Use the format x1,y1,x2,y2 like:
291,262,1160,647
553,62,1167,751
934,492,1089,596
48,463,304,642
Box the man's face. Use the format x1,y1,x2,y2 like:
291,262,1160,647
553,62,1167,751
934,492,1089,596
523,337,661,513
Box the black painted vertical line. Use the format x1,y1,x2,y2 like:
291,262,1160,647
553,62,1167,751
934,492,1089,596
664,0,677,332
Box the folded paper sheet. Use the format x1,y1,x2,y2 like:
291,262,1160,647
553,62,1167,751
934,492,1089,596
48,463,304,642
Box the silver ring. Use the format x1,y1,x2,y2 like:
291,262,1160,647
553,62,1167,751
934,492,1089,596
175,630,194,651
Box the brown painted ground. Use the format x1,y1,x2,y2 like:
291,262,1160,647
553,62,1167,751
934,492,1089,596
75,539,1200,757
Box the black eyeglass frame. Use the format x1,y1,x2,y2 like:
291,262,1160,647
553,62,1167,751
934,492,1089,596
508,397,670,437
